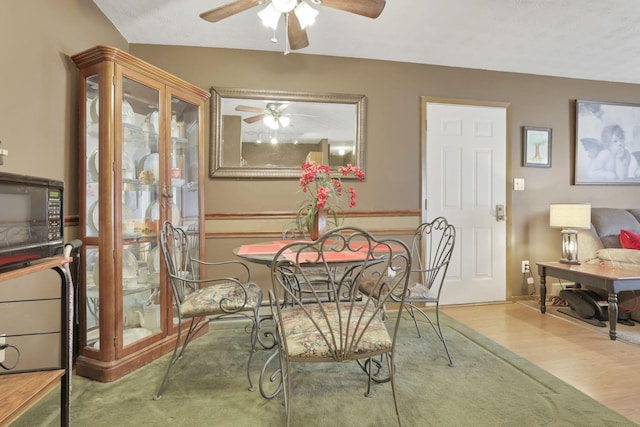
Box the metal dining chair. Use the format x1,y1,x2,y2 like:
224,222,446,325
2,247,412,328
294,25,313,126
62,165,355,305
268,226,412,426
360,217,456,366
154,221,265,400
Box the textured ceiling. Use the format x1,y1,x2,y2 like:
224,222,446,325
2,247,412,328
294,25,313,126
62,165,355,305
93,0,640,84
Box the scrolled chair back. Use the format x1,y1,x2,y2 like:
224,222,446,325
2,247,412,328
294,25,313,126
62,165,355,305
410,216,455,298
160,221,193,305
269,226,412,362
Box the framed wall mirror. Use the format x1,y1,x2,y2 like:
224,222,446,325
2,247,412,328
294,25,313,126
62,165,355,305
209,87,366,178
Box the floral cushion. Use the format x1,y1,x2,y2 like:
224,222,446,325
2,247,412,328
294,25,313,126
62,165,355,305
357,276,389,299
181,282,261,317
279,302,391,359
405,283,438,302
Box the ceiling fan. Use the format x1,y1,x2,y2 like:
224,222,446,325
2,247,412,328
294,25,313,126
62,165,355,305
200,0,386,52
236,102,292,129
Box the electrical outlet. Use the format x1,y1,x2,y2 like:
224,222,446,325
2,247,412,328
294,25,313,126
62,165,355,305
0,334,5,364
522,260,530,273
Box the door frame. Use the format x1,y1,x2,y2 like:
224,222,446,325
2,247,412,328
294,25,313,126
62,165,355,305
420,96,514,301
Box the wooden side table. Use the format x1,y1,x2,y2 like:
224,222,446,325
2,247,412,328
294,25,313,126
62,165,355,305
537,261,640,341
0,257,71,426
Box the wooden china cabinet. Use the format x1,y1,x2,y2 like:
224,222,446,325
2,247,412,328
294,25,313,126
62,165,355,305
71,46,210,381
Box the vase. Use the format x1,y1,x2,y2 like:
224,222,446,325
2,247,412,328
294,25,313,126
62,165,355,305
310,209,329,240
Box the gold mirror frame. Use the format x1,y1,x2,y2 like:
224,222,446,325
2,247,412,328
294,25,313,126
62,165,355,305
209,87,366,178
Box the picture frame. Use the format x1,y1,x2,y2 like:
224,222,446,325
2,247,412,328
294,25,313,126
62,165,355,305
522,126,551,168
575,100,640,185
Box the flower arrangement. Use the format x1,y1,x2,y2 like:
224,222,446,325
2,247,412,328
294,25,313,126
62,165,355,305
296,161,365,236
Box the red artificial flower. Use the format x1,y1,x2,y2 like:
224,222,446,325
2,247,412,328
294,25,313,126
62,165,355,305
297,161,365,233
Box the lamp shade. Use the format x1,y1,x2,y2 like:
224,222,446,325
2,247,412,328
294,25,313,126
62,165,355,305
549,203,591,229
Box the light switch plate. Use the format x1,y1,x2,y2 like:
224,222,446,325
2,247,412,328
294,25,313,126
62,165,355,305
514,178,525,191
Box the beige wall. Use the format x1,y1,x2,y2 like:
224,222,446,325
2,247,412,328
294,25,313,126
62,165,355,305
0,0,127,218
132,44,640,296
3,1,640,297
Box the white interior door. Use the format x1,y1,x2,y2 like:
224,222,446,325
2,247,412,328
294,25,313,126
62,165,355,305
424,101,507,305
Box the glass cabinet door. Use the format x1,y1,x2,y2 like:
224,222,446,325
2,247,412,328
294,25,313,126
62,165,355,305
167,94,201,327
82,74,101,350
119,76,162,349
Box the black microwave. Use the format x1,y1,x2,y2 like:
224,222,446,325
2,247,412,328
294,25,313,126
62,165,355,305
0,172,64,272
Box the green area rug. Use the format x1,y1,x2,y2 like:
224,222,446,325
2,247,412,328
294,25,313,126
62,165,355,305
13,312,636,426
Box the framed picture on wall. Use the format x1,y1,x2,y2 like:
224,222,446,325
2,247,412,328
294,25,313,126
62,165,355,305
575,100,640,185
522,126,551,167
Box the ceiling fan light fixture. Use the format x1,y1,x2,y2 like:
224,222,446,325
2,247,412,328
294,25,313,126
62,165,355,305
263,115,280,130
258,3,281,30
272,0,298,13
278,116,291,128
295,1,319,29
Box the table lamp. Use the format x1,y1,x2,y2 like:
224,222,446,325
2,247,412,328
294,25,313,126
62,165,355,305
549,203,591,264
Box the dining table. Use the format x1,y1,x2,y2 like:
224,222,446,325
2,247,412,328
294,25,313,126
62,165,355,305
234,239,398,265
233,238,401,399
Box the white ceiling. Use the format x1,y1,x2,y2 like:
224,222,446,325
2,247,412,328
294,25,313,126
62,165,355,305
93,0,640,84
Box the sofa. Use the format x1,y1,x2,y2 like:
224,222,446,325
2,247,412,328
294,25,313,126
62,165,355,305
577,208,640,320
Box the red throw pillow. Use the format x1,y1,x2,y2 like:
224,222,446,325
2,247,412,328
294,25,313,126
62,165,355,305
620,229,640,250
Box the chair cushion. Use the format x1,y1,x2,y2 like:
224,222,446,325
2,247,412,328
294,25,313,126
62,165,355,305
405,283,438,302
279,302,391,359
357,276,389,299
181,282,262,317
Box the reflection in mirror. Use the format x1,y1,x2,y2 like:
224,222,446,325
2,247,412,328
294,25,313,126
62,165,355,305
209,87,366,178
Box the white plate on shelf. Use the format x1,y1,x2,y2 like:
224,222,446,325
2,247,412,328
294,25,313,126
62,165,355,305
122,151,136,180
148,246,160,274
145,201,181,226
122,99,135,125
88,202,133,234
90,97,99,123
92,248,138,288
88,150,99,181
88,201,99,232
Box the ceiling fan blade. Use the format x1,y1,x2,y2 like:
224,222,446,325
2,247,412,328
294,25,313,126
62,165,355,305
244,114,266,124
200,0,261,23
235,105,265,113
321,0,386,19
288,13,309,51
